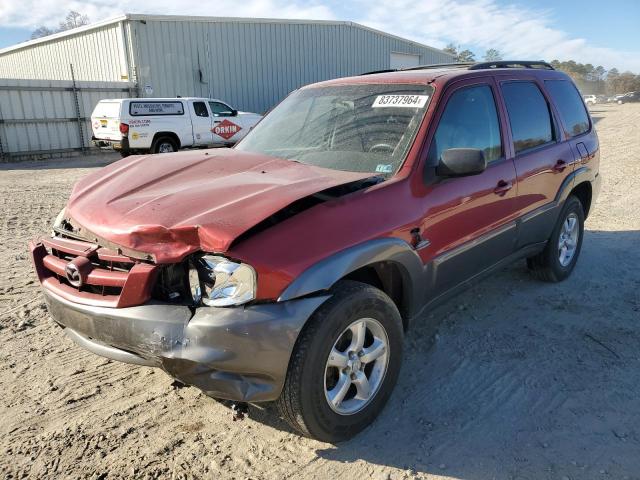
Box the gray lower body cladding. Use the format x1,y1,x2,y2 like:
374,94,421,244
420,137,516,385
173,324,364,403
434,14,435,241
44,290,330,402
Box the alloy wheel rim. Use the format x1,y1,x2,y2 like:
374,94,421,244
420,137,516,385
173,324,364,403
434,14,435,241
324,318,389,415
159,143,174,153
558,212,579,267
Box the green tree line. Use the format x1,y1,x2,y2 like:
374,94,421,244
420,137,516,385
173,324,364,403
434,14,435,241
443,44,638,95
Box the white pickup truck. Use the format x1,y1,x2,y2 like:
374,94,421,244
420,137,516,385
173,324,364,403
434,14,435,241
91,97,262,156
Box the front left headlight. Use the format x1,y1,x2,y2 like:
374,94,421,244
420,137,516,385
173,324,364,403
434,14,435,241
189,255,256,307
51,207,67,236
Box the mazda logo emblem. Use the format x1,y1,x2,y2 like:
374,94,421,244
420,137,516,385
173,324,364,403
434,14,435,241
65,262,83,288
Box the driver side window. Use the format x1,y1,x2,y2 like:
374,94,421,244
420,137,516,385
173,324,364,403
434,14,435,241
428,84,502,165
208,101,234,116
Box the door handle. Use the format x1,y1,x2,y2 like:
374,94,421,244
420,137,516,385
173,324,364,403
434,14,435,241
553,159,567,172
213,120,221,124
493,180,513,196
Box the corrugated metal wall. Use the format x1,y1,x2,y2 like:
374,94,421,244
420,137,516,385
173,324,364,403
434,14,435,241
129,19,454,113
0,23,128,82
0,17,453,115
0,78,134,160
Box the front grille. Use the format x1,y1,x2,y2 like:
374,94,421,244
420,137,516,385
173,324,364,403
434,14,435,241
30,236,158,308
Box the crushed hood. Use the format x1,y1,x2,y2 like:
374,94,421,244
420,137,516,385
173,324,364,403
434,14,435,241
66,149,372,262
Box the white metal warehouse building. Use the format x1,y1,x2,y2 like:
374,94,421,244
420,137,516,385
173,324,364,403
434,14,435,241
0,14,453,160
0,14,454,114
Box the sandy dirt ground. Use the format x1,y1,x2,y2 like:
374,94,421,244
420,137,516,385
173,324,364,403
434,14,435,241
1,104,639,480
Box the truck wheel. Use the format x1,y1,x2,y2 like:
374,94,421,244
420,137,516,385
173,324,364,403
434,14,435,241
527,195,584,282
153,137,177,154
277,280,403,442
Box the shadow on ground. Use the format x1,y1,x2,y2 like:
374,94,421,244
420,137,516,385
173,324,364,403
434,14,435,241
250,230,640,479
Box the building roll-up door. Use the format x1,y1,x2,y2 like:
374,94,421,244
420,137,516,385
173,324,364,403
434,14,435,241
390,52,421,69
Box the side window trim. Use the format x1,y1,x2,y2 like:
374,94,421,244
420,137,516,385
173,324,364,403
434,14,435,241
499,79,558,157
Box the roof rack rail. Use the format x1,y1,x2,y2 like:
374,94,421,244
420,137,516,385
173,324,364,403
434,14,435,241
361,62,474,75
360,68,397,76
469,61,554,70
404,62,475,71
360,60,554,76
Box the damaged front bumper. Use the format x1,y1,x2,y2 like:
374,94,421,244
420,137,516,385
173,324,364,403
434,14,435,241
44,289,330,402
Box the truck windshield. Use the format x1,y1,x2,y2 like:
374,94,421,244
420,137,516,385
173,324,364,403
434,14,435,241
236,84,433,175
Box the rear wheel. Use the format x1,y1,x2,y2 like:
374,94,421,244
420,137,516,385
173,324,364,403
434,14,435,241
527,195,584,282
277,280,403,442
152,137,177,154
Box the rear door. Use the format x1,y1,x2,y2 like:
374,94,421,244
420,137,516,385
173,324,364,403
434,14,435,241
496,77,576,247
419,78,519,298
189,100,214,146
91,101,122,140
209,101,245,144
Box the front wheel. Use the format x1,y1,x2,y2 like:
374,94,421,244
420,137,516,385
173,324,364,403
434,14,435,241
527,195,585,282
277,280,403,442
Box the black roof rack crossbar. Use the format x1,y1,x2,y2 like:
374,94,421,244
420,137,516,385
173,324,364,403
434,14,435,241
469,61,554,70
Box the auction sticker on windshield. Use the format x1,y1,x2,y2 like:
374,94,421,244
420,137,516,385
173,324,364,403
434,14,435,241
372,95,429,108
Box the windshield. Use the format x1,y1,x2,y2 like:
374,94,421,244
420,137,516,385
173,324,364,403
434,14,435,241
236,83,433,175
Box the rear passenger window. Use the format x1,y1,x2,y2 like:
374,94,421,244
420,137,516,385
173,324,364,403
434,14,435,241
428,84,502,164
501,82,554,154
544,80,590,137
193,102,209,117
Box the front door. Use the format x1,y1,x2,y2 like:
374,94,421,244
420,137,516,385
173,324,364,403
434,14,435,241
189,100,213,146
209,101,245,144
418,79,519,300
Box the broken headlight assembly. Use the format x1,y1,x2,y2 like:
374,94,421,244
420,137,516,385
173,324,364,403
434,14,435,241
188,255,256,307
51,207,67,236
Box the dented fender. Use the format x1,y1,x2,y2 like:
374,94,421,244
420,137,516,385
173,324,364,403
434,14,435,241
278,237,427,319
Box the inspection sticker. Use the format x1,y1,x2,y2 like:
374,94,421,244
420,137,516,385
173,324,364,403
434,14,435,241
372,94,429,108
375,164,393,173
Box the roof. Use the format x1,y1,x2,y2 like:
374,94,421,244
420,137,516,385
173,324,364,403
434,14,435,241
98,97,221,102
0,14,453,58
309,61,566,88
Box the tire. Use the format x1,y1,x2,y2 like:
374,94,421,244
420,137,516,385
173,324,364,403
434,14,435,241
152,136,177,154
527,195,585,282
119,151,130,158
277,280,404,442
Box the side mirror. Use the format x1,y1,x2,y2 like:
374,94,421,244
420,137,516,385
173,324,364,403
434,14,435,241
230,109,238,117
436,148,486,177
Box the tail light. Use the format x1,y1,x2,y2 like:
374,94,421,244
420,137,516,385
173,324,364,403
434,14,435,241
119,123,129,135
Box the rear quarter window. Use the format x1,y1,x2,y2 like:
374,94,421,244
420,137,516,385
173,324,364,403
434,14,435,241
544,80,590,137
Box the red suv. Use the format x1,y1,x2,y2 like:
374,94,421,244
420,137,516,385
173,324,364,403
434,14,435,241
30,61,600,442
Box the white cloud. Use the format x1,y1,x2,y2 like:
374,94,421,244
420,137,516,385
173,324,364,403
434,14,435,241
354,0,640,72
0,0,336,30
1,0,637,72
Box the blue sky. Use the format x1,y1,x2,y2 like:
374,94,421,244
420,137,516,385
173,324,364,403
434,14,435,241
1,0,639,72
